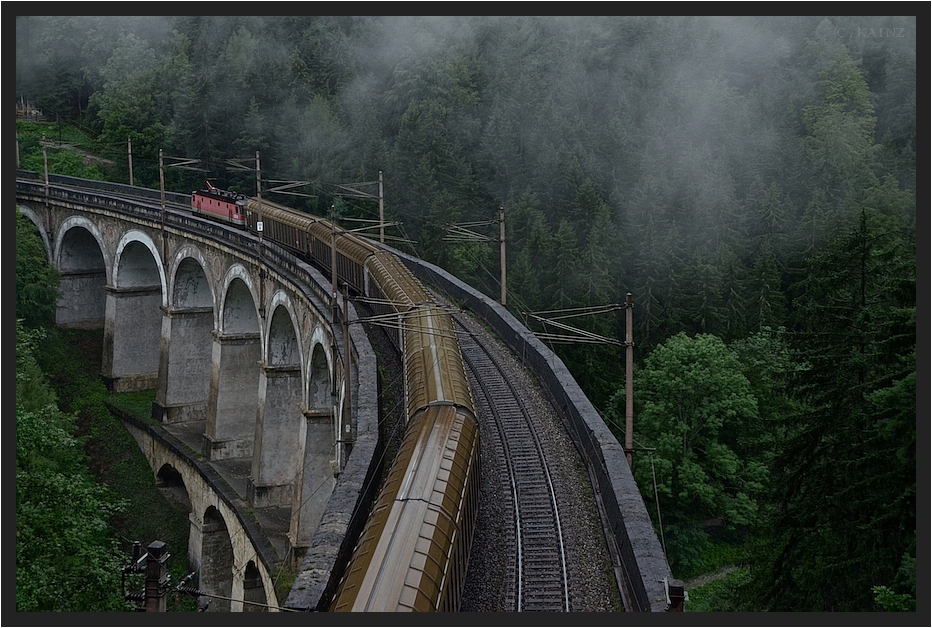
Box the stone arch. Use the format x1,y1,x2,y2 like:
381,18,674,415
154,248,216,424
53,214,107,266
242,560,268,612
266,292,302,368
124,428,283,612
199,506,234,612
219,266,260,335
102,230,164,392
250,299,304,508
204,267,261,461
112,231,166,296
53,217,108,329
308,342,331,411
156,463,192,514
171,250,214,309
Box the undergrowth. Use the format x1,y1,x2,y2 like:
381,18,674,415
44,328,197,611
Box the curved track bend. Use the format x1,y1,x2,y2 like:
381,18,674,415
453,314,570,612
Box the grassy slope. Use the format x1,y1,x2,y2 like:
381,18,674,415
44,328,198,612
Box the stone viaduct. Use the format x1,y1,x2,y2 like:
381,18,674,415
16,174,382,612
16,172,674,613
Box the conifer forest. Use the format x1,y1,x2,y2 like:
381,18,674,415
15,15,916,613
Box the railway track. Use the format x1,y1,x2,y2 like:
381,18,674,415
18,171,193,212
17,172,654,612
453,314,571,612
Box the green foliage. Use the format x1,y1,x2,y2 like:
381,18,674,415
38,330,198,612
682,533,774,612
88,32,167,160
16,211,60,329
16,323,58,412
675,249,728,338
505,190,548,310
872,586,915,613
802,50,877,182
747,239,786,332
16,120,109,179
15,16,916,610
622,332,768,573
800,46,881,250
872,551,915,612
233,97,271,156
108,389,159,423
545,218,579,310
727,327,799,471
15,324,129,612
685,567,752,613
15,291,195,612
49,150,108,180
752,207,915,611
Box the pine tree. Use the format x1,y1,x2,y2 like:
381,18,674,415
753,207,915,611
545,218,579,311
748,239,786,332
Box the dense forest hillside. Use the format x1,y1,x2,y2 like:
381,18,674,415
16,15,916,612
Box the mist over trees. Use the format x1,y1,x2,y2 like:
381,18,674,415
16,15,916,612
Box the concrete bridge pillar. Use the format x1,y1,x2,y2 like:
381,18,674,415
229,570,245,613
56,268,107,328
204,331,261,460
199,508,234,612
248,364,303,507
289,407,336,551
101,285,162,392
153,306,213,423
187,510,204,574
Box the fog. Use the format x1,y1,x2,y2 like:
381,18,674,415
15,14,916,351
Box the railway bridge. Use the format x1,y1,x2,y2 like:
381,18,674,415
15,172,675,612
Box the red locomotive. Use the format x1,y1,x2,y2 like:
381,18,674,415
191,181,247,226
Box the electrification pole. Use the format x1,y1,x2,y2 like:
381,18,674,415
255,151,264,251
331,205,341,468
159,149,167,259
378,170,385,244
42,137,49,196
41,137,54,241
128,137,134,186
499,205,507,307
123,540,170,612
523,298,634,465
342,286,352,465
625,292,634,469
256,151,266,318
156,150,201,262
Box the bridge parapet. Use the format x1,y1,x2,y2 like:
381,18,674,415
393,248,675,612
283,296,382,612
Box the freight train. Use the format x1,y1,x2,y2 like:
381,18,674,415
193,186,481,611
